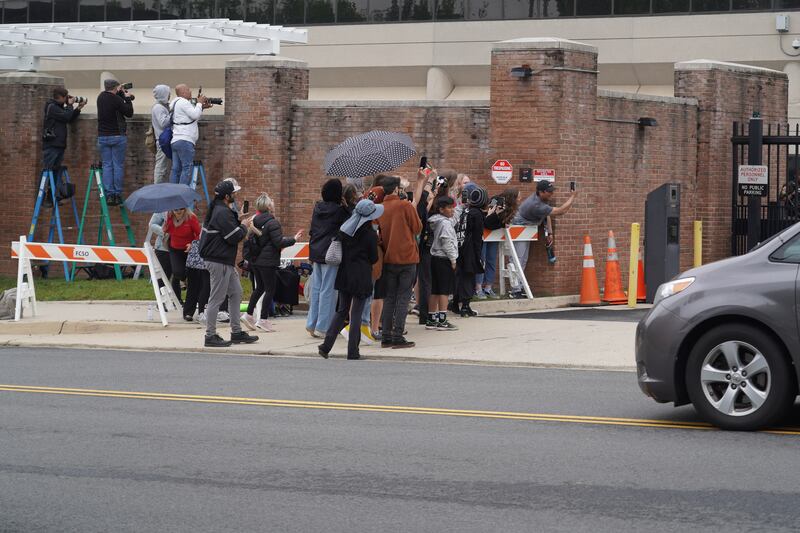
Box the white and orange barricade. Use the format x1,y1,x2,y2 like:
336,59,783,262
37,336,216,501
482,225,538,299
280,242,310,261
11,236,180,325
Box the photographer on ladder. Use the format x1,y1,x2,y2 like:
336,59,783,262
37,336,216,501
42,87,85,206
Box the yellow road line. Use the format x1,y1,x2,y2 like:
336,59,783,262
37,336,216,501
1,384,797,435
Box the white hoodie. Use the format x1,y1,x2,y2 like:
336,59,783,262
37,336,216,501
428,214,458,263
169,96,203,145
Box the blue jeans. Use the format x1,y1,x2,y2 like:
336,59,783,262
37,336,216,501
306,262,338,334
475,242,499,287
170,140,195,185
97,135,127,195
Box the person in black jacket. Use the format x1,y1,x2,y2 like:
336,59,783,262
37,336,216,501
96,79,134,206
453,186,488,317
42,87,85,204
318,199,383,360
305,179,349,338
199,180,259,348
242,193,303,333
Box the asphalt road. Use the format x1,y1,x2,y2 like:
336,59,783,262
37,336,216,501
2,347,800,532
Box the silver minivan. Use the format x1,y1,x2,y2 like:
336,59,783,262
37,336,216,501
636,224,800,430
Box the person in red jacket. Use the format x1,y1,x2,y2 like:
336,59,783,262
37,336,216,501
164,206,201,312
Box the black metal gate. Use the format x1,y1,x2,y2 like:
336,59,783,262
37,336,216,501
731,117,800,255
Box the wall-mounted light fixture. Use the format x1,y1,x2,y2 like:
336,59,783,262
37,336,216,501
597,116,659,128
638,117,658,127
510,66,533,79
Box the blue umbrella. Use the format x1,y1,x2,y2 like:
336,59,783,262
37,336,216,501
124,183,201,213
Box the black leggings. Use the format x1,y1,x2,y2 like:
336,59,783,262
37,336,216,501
321,292,367,359
155,249,172,289
184,268,210,317
247,265,277,320
169,248,188,304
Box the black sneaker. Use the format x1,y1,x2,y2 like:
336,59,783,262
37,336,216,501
318,344,329,359
231,331,259,344
436,320,459,331
460,306,478,317
205,334,232,348
425,319,438,330
183,315,194,322
392,337,416,349
381,336,395,348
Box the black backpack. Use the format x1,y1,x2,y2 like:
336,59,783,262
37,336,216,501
243,233,262,263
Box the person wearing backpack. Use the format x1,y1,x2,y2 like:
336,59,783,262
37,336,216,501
242,193,303,333
150,84,171,183
41,87,85,205
168,84,212,186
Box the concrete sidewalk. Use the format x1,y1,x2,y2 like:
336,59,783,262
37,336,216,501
0,299,641,370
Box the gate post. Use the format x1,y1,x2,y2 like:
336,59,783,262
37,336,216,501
747,115,763,251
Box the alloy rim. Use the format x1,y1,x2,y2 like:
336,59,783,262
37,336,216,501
700,340,771,417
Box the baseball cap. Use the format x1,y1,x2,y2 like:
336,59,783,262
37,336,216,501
214,180,235,197
536,180,555,193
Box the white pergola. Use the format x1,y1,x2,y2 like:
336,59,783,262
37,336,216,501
0,19,308,71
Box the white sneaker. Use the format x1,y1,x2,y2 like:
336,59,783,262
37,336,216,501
217,311,230,323
241,313,257,331
255,319,275,332
196,312,206,324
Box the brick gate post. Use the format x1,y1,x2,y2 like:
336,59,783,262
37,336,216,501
489,38,598,297
0,72,65,276
223,57,309,226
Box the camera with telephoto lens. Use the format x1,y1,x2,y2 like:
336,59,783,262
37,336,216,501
191,96,223,106
71,96,87,105
118,82,135,101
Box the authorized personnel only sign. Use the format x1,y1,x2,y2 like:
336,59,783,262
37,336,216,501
533,169,556,183
737,165,768,197
492,160,513,184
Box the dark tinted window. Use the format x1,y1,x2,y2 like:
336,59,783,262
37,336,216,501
732,0,770,8
307,0,334,22
653,0,690,12
436,0,465,20
576,0,611,16
217,0,244,19
276,0,304,23
402,0,432,20
79,0,104,21
132,0,158,19
54,0,78,20
30,0,53,22
370,0,399,20
692,0,730,11
246,0,275,22
189,0,214,18
615,0,650,14
777,0,800,7
543,0,574,16
5,1,27,22
769,232,800,262
106,0,131,20
468,0,503,19
160,0,187,18
504,0,534,18
337,0,367,22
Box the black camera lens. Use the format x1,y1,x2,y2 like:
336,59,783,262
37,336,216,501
122,82,133,90
207,97,223,105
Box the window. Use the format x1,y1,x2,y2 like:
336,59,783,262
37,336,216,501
692,0,730,11
337,0,367,21
217,0,244,19
436,0,465,20
615,0,650,14
276,0,304,23
30,0,53,22
504,0,533,18
468,0,502,19
542,0,574,16
401,0,432,20
189,0,214,18
653,0,689,12
370,0,400,20
777,0,800,8
576,0,612,15
307,0,334,23
769,232,800,263
732,0,770,9
106,0,131,20
160,0,187,18
246,0,275,23
54,0,78,20
132,0,158,19
79,0,104,21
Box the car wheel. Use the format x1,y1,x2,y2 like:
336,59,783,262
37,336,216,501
686,324,796,430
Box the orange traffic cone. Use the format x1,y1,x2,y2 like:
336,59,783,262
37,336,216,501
636,256,647,303
577,235,601,306
602,230,628,304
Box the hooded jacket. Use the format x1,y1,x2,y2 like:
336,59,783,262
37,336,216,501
43,99,81,149
308,201,349,263
456,206,485,274
151,85,171,138
334,223,378,298
199,200,247,266
252,212,296,268
428,214,458,263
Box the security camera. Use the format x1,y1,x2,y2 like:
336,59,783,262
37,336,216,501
793,38,800,50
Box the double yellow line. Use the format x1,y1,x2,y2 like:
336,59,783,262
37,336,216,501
2,384,799,435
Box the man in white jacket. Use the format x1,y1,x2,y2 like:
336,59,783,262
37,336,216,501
151,84,171,183
169,84,211,185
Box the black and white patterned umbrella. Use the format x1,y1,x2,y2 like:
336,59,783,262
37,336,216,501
324,131,417,179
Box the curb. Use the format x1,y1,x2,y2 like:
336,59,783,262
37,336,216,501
0,320,197,336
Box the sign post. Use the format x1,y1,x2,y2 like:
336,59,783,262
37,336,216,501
491,160,513,184
746,117,764,251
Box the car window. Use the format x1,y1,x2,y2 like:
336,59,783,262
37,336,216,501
770,233,800,263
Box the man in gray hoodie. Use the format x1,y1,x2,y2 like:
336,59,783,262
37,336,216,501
151,84,171,183
426,196,459,331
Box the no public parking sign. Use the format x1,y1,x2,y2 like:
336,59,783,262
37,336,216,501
492,160,513,184
737,165,768,197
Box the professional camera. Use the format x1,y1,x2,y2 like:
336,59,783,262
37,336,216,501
206,97,223,105
121,82,134,90
118,82,135,101
71,96,87,105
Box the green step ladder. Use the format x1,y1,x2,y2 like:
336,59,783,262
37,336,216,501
72,164,136,281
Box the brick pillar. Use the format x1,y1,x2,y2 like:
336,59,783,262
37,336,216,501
223,57,309,225
489,38,598,297
674,61,788,264
0,72,64,276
